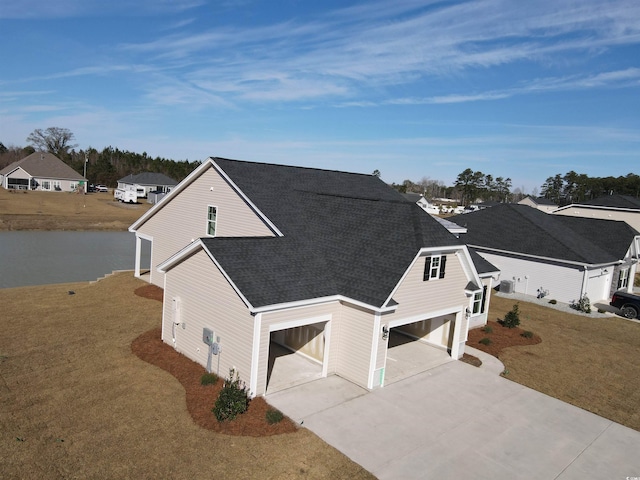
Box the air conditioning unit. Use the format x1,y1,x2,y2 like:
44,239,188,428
500,280,514,294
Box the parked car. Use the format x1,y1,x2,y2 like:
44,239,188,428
87,184,96,193
95,185,108,193
609,290,640,319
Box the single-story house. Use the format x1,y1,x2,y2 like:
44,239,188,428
552,194,640,232
402,192,440,215
0,152,86,192
449,204,640,305
518,196,558,213
116,172,178,199
129,157,495,397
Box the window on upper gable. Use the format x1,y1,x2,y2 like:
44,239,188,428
617,268,629,290
423,255,447,281
207,206,217,236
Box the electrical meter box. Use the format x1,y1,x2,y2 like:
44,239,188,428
203,328,214,346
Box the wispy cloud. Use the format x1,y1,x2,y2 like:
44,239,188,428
112,0,640,106
0,0,205,19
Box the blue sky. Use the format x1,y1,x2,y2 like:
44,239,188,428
1,0,639,193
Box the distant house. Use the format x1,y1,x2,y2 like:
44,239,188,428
0,152,86,192
449,204,640,305
552,194,640,232
129,157,494,396
518,196,558,213
116,173,178,199
402,192,439,215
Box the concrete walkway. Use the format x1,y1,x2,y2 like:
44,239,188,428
267,361,640,479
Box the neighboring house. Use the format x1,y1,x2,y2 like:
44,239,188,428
402,192,439,215
517,196,558,213
116,172,178,199
0,152,86,192
129,157,492,397
449,204,640,305
552,194,640,232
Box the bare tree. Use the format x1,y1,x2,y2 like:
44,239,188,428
26,127,78,158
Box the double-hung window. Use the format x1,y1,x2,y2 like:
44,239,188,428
617,268,629,290
423,255,447,281
207,206,217,236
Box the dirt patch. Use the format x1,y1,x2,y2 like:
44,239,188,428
0,272,374,479
486,295,640,431
134,284,164,302
131,328,298,436
0,188,153,231
460,353,482,367
467,320,541,357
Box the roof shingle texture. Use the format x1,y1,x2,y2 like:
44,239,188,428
117,172,178,186
449,203,638,265
582,194,640,210
0,152,85,180
201,158,461,308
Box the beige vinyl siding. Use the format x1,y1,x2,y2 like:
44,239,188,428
553,207,640,232
137,166,275,286
386,253,468,323
335,303,376,388
256,303,339,396
162,248,255,381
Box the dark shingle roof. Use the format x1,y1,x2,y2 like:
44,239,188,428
118,172,178,186
0,152,84,180
449,203,637,265
582,194,640,210
467,248,499,275
200,158,462,308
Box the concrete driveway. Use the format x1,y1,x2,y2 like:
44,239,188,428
267,360,640,479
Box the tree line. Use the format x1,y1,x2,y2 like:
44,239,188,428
392,167,639,206
0,128,198,187
2,127,638,203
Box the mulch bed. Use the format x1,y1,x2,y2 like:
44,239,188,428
467,320,541,357
132,284,297,437
460,353,482,367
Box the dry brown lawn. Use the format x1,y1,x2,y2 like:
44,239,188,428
0,188,153,231
486,295,640,431
0,273,374,480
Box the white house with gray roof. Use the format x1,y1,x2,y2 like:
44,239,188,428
129,157,496,397
450,204,640,306
117,172,178,199
0,152,86,192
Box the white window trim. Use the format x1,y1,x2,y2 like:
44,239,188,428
206,205,218,237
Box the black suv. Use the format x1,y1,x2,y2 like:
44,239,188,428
610,291,640,319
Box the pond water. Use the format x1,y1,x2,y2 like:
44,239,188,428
0,231,149,289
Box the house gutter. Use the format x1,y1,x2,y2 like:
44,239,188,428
467,244,621,269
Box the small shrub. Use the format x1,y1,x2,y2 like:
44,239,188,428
265,408,284,425
548,299,557,305
479,337,492,345
201,372,219,385
212,368,250,422
502,303,521,328
482,325,493,334
521,330,534,339
571,294,591,314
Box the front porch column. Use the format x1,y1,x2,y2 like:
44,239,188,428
450,312,463,359
134,235,141,278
